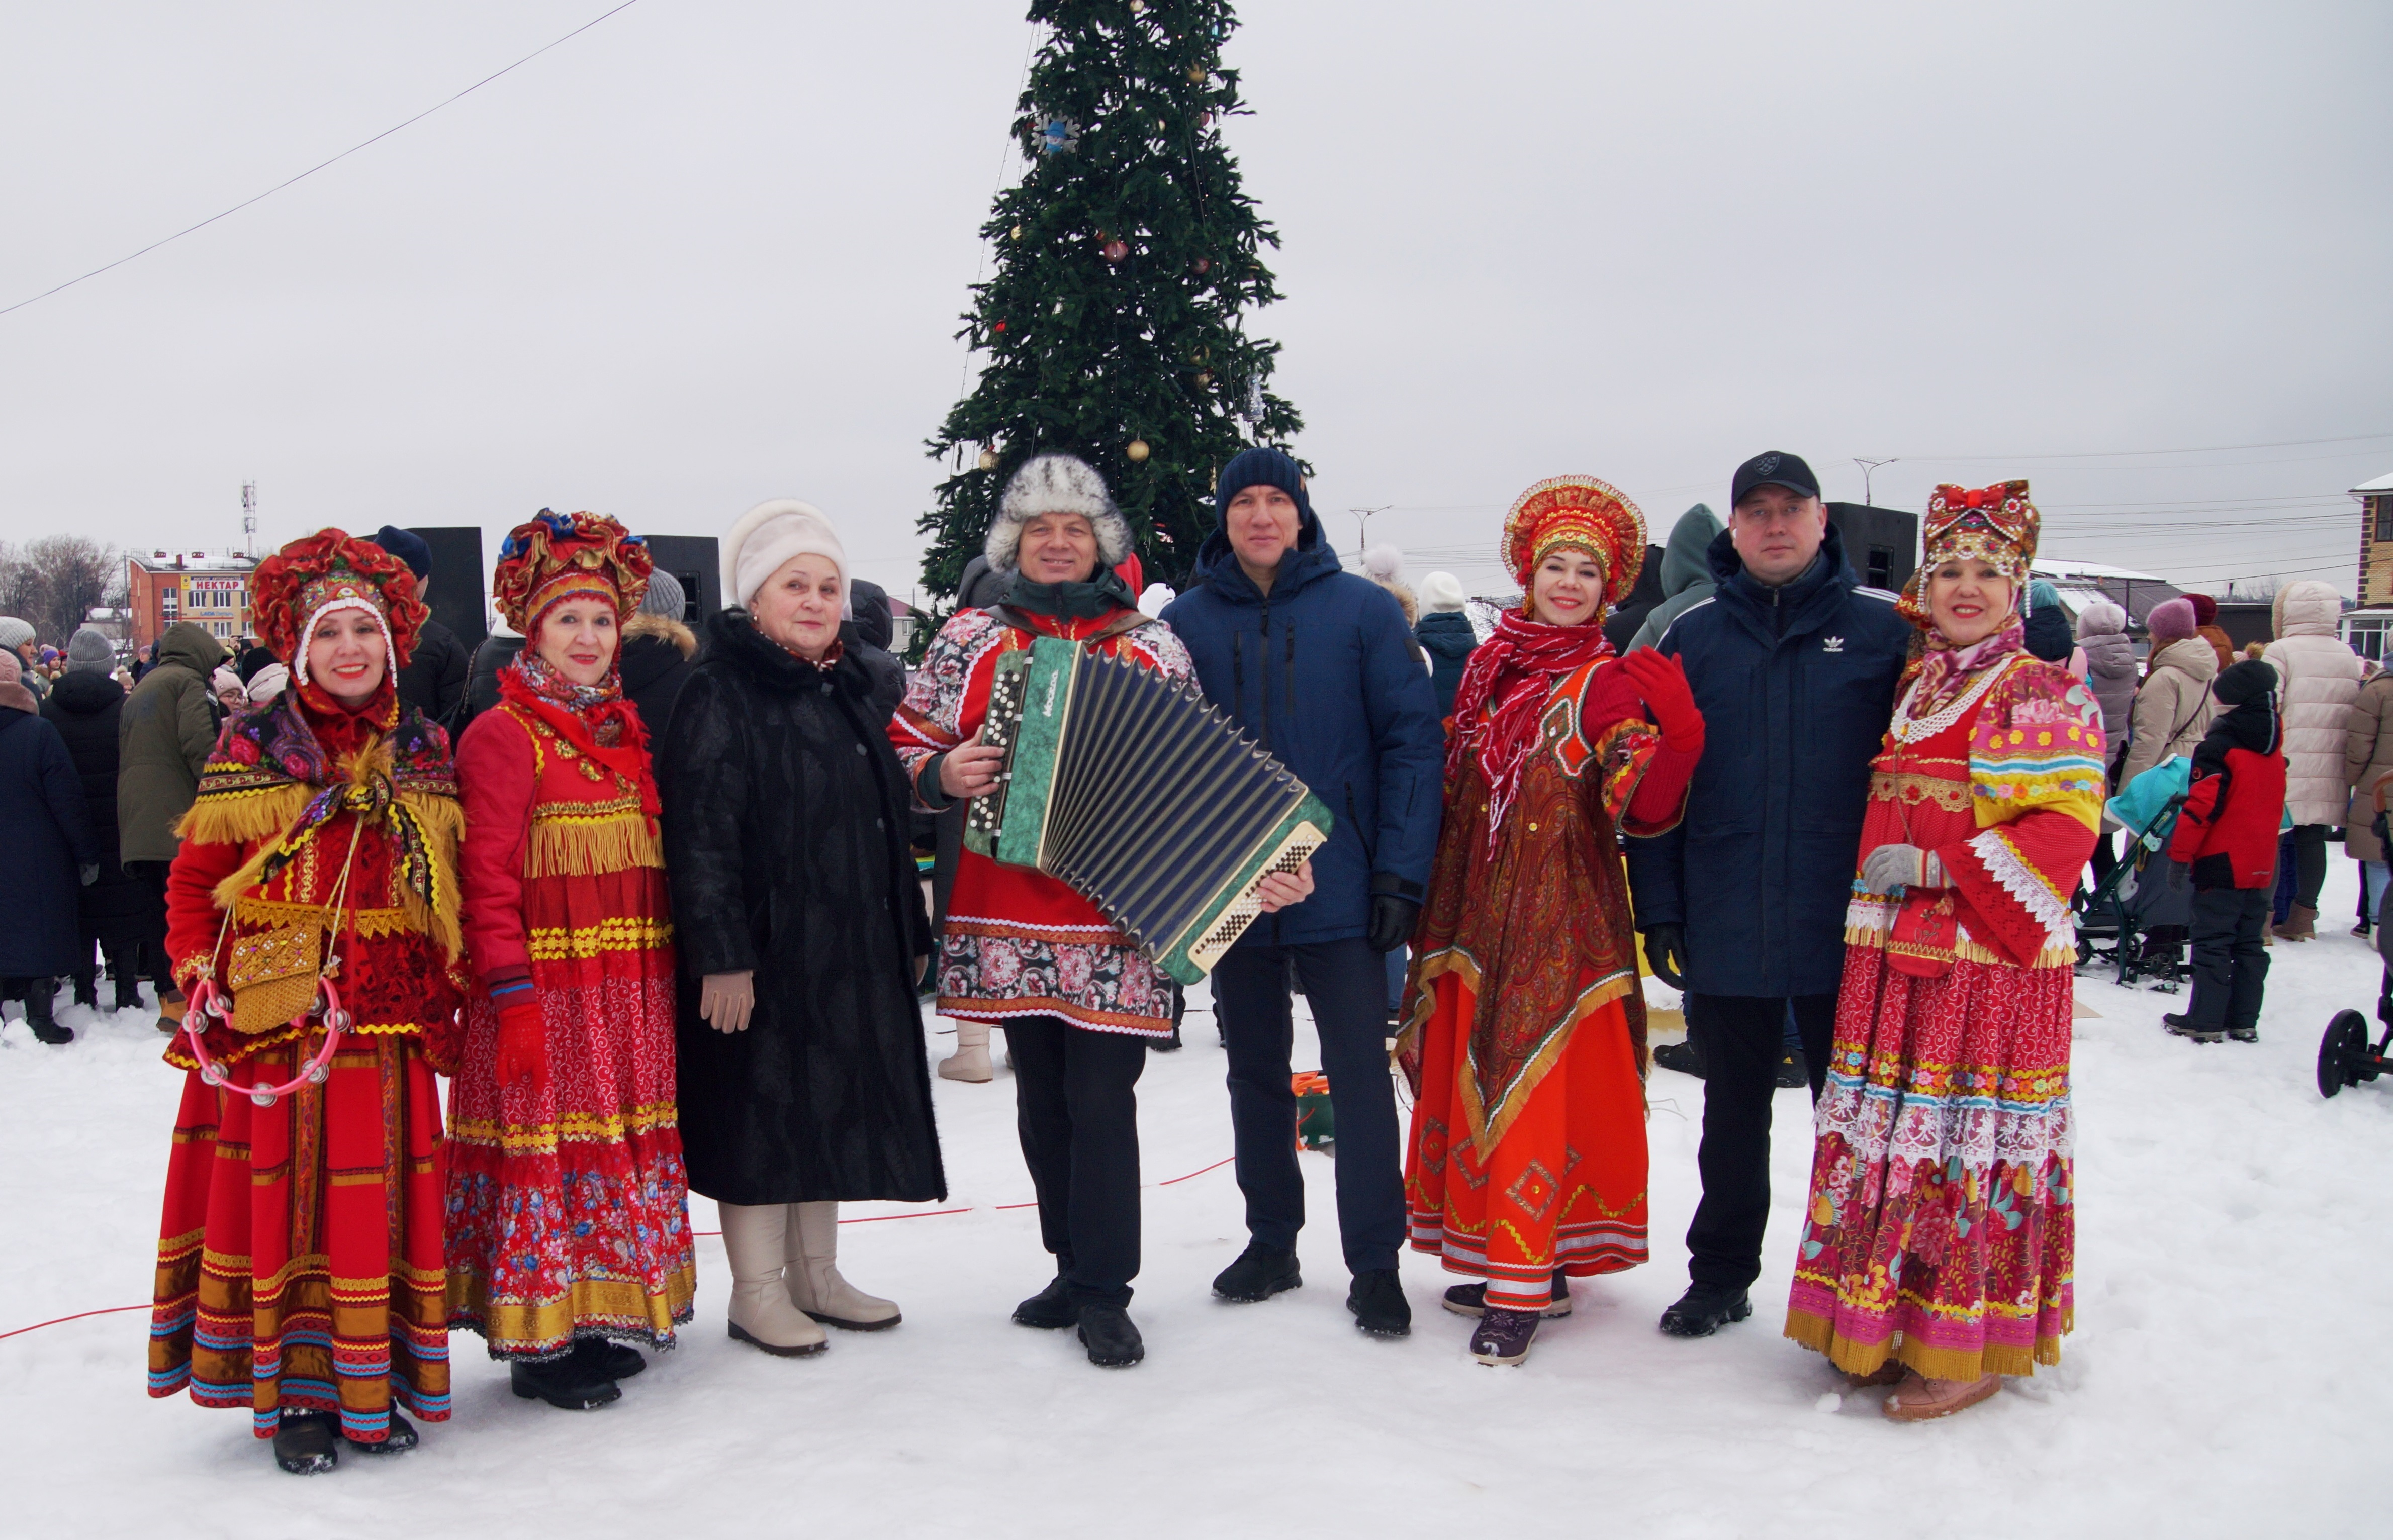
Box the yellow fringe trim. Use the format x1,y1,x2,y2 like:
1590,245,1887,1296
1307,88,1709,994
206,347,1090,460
526,810,663,877
233,897,417,938
447,1102,681,1153
177,783,312,849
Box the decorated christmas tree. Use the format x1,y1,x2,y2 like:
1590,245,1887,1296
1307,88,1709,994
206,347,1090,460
917,0,1303,612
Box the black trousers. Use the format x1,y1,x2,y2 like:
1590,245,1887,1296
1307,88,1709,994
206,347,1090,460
1002,1016,1147,1309
2188,886,2270,1031
1212,937,1406,1275
1684,991,1838,1293
2289,824,2331,910
124,861,177,994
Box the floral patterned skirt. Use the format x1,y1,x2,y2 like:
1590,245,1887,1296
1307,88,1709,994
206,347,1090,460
1785,944,2075,1380
443,895,694,1360
1404,976,1647,1307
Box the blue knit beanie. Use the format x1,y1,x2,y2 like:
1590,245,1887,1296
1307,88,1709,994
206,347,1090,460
371,524,434,582
1215,447,1313,529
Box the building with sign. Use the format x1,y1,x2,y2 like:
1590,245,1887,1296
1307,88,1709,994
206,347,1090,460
126,551,258,652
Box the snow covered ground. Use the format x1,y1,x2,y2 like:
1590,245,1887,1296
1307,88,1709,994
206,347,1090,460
6,862,2391,1538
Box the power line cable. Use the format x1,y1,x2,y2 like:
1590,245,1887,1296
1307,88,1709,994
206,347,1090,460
1894,431,2393,462
0,0,645,320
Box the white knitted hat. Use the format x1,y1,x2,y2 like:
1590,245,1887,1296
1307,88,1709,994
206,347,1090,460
986,454,1132,574
1417,571,1468,613
723,499,851,617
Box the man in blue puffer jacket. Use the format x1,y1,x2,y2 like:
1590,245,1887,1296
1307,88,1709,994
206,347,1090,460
1161,448,1445,1340
1624,450,1911,1341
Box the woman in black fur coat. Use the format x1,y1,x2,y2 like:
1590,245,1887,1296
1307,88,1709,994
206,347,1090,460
658,500,944,1358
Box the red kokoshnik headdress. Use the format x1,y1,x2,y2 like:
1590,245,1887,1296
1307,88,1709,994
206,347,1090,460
491,509,653,634
1500,476,1647,607
251,528,428,686
1896,479,2041,629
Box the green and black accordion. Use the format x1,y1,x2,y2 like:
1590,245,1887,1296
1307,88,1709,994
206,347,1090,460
964,634,1333,983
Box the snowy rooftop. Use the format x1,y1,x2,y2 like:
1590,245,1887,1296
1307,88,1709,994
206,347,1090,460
2031,557,2166,582
128,551,257,572
2352,470,2393,494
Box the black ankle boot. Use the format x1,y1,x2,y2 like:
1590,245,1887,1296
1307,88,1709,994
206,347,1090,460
272,1412,339,1474
338,1411,417,1453
1074,1304,1145,1367
510,1353,620,1411
72,973,99,1011
24,981,72,1045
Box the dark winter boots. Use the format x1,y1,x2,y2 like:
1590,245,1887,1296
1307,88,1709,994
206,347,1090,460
1345,1268,1411,1337
1443,1270,1573,1319
1469,1307,1540,1366
22,980,71,1045
1658,1283,1753,1338
272,1412,339,1475
1012,1276,1075,1330
1074,1303,1144,1367
510,1350,622,1410
1211,1241,1301,1302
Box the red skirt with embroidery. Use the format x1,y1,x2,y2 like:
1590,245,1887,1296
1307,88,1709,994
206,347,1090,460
441,865,695,1357
148,1034,450,1442
1405,979,1648,1305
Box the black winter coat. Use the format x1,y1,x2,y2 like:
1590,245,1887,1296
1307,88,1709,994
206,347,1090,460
1,706,98,978
658,608,944,1206
396,616,470,733
41,671,146,946
620,614,697,740
1623,524,1912,997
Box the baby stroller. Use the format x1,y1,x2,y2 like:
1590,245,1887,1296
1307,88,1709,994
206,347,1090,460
2319,799,2393,1097
2074,765,2192,990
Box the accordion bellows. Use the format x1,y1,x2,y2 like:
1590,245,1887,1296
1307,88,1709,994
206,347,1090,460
966,636,1333,983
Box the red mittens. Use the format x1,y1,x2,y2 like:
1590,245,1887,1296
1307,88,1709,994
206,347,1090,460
494,996,549,1097
1618,648,1705,752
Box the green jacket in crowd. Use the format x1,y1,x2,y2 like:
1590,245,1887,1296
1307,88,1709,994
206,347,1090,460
117,622,227,865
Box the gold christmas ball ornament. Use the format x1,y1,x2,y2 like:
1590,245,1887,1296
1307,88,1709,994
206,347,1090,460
1129,0,1146,12
977,448,1000,472
1126,438,1151,463
1194,371,1214,389
1189,65,1210,85
1010,225,1023,240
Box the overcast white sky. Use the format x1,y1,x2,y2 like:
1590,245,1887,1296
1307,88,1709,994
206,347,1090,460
3,1,2388,603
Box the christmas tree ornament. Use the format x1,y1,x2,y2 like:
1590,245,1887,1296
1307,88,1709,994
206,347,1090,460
1010,225,1023,240
1102,238,1129,264
1194,372,1213,389
1129,0,1145,12
1036,113,1081,155
1188,65,1210,85
1191,257,1212,276
977,447,1000,472
1126,438,1151,463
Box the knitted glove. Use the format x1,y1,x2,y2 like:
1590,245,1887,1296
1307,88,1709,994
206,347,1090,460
1860,843,1946,896
1617,648,1705,752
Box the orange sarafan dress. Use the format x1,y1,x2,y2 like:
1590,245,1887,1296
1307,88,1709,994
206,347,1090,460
1399,654,1698,1306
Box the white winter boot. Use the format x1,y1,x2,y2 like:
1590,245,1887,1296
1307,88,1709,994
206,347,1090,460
786,1201,902,1330
719,1203,827,1356
938,1018,993,1082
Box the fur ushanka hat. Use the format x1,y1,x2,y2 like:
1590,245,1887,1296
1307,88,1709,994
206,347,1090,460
986,454,1132,575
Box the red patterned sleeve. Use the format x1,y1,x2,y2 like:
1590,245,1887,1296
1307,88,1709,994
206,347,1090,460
1564,661,1701,836
455,708,538,987
164,834,243,990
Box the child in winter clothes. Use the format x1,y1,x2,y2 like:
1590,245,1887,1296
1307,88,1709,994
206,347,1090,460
2164,659,2286,1044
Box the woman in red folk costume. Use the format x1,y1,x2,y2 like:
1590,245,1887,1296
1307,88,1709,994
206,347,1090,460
1398,477,1705,1367
445,511,695,1411
149,530,466,1476
1785,483,2100,1421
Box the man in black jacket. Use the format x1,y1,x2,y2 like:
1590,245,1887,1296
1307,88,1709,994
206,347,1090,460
374,526,469,733
1625,451,1911,1339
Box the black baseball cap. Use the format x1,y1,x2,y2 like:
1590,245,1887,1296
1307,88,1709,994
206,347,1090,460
1730,451,1821,507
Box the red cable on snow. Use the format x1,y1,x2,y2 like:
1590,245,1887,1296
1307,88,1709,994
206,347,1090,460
5,1154,1240,1341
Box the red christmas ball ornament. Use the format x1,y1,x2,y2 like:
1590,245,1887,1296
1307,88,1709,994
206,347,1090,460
1192,257,1211,276
991,320,1007,335
1102,238,1129,264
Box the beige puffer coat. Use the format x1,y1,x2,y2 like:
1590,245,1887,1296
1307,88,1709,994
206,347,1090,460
2344,670,2393,862
2118,637,2221,799
2263,580,2362,827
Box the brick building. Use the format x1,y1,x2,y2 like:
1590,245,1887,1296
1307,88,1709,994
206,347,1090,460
2344,472,2393,661
127,551,258,653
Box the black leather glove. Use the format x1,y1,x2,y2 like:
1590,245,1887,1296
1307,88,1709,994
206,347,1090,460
1366,895,1421,954
1642,923,1688,991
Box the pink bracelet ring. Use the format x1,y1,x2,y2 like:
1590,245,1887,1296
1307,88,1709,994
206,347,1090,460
183,977,353,1109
